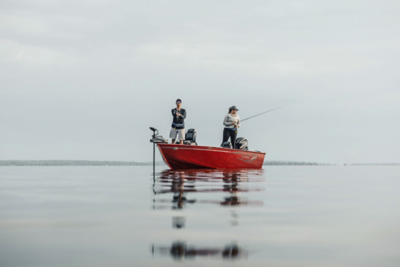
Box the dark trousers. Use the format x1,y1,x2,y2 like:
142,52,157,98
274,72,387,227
222,128,237,148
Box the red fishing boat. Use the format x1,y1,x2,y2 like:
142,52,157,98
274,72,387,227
157,143,264,169
150,127,265,170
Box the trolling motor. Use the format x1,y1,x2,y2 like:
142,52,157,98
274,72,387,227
150,127,168,144
150,127,168,174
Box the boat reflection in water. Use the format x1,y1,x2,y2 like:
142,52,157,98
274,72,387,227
153,169,265,210
152,241,247,260
151,169,264,260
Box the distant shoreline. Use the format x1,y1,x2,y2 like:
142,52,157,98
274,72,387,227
1,160,329,166
0,160,398,166
263,161,331,166
0,160,164,166
346,163,400,166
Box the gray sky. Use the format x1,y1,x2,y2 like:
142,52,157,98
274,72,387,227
1,0,399,164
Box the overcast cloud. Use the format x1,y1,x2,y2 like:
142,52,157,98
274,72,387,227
1,0,399,164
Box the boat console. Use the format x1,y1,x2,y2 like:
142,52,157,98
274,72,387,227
183,128,197,145
221,137,248,150
221,141,232,148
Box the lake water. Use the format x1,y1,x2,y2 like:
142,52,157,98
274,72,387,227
1,166,400,267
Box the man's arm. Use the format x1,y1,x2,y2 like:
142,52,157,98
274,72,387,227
179,109,186,119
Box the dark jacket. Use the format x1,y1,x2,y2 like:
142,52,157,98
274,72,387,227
171,108,186,129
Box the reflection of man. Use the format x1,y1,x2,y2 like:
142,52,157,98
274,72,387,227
170,99,186,144
172,171,186,209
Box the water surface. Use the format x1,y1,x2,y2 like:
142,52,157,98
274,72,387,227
1,166,399,266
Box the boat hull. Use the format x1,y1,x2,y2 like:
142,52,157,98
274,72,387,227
157,143,265,170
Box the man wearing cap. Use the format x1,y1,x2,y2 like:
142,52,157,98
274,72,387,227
170,99,186,144
222,106,240,148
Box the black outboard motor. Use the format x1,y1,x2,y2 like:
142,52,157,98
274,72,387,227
235,137,248,150
183,128,197,145
221,141,232,148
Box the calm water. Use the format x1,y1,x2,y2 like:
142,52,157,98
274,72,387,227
1,166,400,267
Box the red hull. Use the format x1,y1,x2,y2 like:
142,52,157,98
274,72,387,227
157,143,265,170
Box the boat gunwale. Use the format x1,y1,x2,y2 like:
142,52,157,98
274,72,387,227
157,143,265,155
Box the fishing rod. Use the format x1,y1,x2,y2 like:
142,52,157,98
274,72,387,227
240,107,282,123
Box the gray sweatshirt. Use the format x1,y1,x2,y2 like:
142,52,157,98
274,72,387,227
223,113,240,129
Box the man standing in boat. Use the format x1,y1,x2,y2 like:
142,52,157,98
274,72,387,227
170,99,186,144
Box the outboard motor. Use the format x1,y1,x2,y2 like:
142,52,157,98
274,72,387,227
183,128,197,145
221,141,232,149
235,137,248,150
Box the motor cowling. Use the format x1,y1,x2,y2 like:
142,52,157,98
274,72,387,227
235,137,248,150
